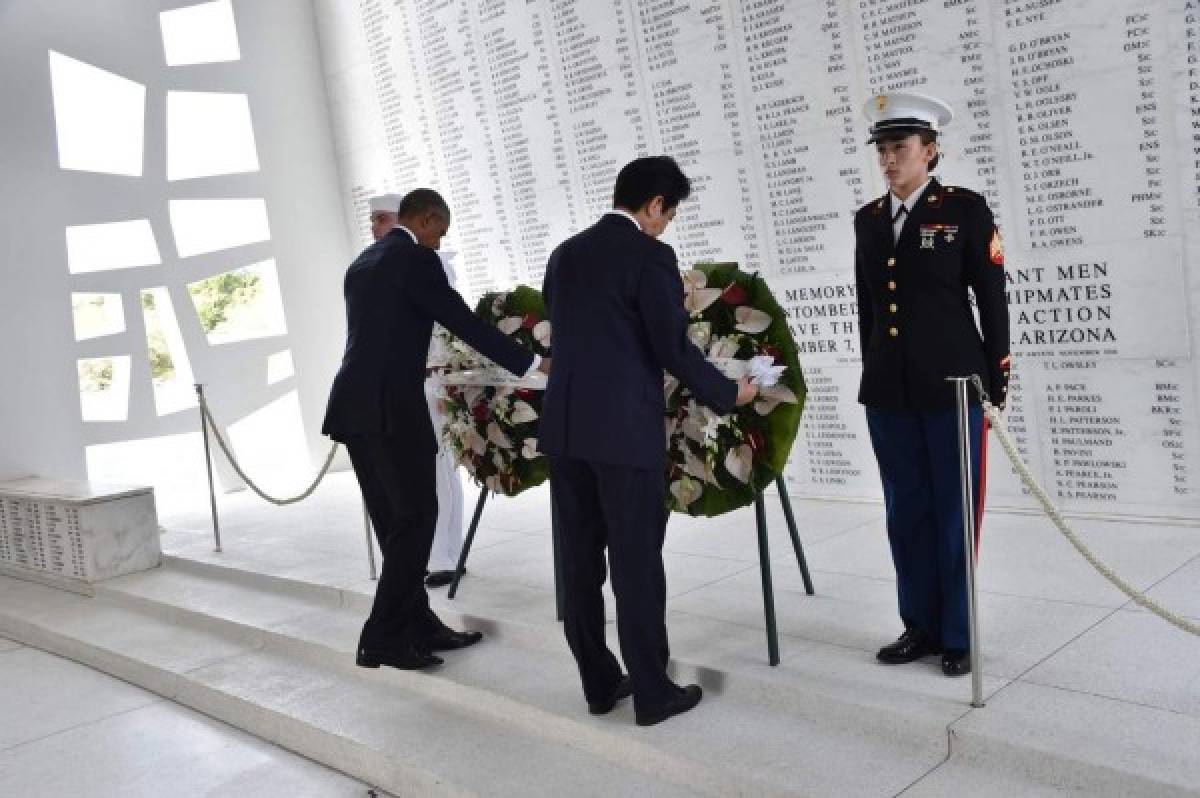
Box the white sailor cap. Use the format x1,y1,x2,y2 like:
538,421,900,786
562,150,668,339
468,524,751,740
863,92,953,143
368,193,402,214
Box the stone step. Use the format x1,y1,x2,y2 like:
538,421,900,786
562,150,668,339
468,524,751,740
145,555,1200,796
6,557,1196,796
95,561,949,796
0,575,702,798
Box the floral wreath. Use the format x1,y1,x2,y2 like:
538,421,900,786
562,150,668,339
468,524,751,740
437,286,551,497
435,266,804,515
668,262,806,516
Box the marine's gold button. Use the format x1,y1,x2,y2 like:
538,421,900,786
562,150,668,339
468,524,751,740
887,280,896,290
928,195,938,203
889,303,898,313
887,257,896,267
888,327,899,337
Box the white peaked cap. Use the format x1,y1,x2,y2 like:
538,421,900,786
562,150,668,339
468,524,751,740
368,193,402,213
863,92,954,142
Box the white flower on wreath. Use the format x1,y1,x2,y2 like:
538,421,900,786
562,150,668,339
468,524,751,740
532,320,552,347
487,421,514,449
708,335,740,358
463,385,485,407
664,375,679,402
681,445,707,482
723,444,754,484
683,270,721,316
464,426,487,456
509,400,538,424
688,321,711,349
492,394,511,421
670,475,703,507
680,400,708,444
521,437,540,459
492,294,506,318
734,306,772,334
753,383,800,416
497,316,523,335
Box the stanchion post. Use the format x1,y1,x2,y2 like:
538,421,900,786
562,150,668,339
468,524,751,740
950,377,985,708
194,384,222,553
362,500,377,581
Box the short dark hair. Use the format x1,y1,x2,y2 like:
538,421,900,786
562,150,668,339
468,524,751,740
876,130,940,172
397,188,450,220
613,156,691,212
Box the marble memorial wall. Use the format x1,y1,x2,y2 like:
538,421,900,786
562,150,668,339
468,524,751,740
315,0,1200,519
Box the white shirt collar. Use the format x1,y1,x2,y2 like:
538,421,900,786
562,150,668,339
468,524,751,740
605,209,642,231
393,224,418,244
890,179,932,216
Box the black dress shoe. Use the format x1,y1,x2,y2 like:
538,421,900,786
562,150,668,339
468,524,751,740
876,629,939,665
425,569,462,588
422,628,483,651
941,649,971,677
356,644,443,670
588,675,632,715
635,684,703,727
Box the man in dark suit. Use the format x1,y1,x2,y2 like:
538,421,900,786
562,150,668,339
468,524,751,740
854,93,1010,677
323,188,548,671
541,157,757,725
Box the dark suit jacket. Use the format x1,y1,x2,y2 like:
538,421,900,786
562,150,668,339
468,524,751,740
322,228,534,450
854,178,1011,411
539,214,738,471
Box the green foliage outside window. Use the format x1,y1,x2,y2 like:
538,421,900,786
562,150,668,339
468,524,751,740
78,359,113,392
189,271,261,333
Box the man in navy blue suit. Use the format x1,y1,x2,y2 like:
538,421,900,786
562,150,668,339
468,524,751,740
324,189,548,672
541,157,757,726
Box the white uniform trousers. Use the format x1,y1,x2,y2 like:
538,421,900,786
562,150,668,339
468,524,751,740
424,375,464,571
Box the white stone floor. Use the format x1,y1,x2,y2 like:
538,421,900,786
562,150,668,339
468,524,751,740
7,468,1198,795
0,636,382,797
154,469,1200,793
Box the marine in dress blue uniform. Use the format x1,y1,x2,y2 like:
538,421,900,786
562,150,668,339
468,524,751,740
854,93,1011,676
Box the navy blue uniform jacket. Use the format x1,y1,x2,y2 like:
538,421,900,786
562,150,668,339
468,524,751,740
539,214,738,471
854,179,1011,411
322,229,534,451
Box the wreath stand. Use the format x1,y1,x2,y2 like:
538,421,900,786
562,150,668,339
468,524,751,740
447,475,814,666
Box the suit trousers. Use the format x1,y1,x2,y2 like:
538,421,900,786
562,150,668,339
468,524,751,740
549,456,676,713
865,406,985,651
345,434,444,651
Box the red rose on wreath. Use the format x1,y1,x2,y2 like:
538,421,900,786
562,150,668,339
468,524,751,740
521,312,540,330
720,282,748,305
762,344,781,363
471,403,489,422
514,387,534,400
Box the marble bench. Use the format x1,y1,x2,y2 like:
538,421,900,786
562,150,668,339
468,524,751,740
0,477,160,594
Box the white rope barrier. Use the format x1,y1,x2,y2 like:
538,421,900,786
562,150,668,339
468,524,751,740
972,376,1200,637
197,393,339,506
